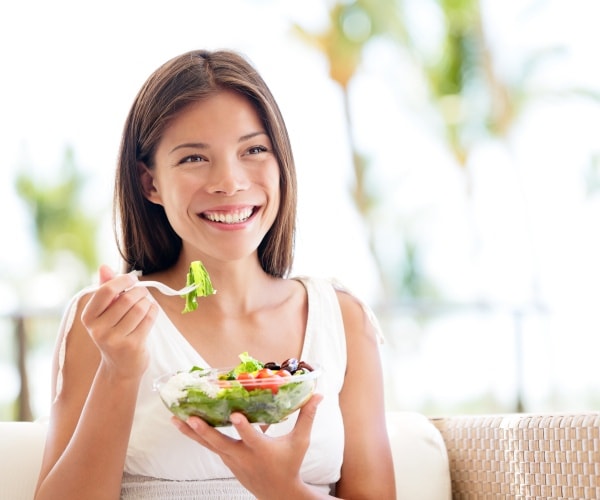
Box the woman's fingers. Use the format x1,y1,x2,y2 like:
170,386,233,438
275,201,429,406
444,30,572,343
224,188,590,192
78,267,158,377
173,413,263,454
83,273,138,321
228,413,263,447
114,293,157,337
83,286,148,335
172,416,237,455
171,417,205,443
175,395,324,455
82,267,154,334
107,288,154,331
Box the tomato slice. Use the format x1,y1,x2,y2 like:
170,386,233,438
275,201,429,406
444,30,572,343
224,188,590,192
276,369,292,379
236,371,258,391
255,368,283,394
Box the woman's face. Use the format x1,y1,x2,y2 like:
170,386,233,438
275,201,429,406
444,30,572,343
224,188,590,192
142,90,280,263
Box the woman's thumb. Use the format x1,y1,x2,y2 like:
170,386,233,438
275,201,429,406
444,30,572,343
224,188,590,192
293,393,323,444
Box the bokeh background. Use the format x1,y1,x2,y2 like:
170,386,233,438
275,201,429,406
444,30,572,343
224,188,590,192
2,0,600,421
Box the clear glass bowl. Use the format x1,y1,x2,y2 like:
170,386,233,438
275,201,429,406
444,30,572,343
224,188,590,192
155,364,321,427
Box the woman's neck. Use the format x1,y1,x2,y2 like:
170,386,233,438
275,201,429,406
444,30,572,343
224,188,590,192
150,252,281,316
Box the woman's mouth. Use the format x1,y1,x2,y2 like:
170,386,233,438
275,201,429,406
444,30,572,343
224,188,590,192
202,207,255,224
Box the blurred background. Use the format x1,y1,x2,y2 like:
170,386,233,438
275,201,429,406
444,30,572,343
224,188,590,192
1,0,600,421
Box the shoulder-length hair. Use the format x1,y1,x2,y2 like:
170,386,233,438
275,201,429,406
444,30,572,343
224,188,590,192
114,49,297,277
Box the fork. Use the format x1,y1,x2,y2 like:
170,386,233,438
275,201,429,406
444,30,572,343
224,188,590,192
128,280,199,296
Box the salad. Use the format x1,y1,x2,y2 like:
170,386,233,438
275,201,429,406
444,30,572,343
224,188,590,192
156,352,320,427
182,260,216,313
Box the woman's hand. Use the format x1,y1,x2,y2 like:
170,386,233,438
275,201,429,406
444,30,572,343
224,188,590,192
173,394,325,499
81,265,157,380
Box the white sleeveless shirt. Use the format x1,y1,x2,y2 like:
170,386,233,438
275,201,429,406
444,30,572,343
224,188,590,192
56,276,349,498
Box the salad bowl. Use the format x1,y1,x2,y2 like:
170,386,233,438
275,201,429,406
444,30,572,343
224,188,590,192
155,353,321,427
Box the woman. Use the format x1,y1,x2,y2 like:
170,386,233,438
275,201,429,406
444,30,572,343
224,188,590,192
35,49,395,499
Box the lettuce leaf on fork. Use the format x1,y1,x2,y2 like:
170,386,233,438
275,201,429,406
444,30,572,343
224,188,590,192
182,260,216,313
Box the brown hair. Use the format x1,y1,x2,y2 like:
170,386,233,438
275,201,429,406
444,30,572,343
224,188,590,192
114,49,297,277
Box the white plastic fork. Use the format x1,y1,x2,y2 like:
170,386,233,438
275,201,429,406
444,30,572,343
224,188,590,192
129,280,199,296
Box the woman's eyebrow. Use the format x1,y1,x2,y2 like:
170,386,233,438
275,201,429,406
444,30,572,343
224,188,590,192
169,142,208,154
238,131,268,142
168,131,268,155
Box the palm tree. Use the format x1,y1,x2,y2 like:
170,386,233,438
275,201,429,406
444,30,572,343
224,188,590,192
293,0,600,301
293,0,410,297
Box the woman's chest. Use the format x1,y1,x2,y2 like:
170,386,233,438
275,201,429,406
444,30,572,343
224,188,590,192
153,284,308,368
179,312,307,367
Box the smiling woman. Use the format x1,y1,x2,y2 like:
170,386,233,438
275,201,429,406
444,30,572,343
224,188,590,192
32,49,396,500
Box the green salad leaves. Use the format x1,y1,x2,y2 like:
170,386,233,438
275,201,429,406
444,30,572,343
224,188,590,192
225,352,264,378
182,260,216,313
170,378,314,426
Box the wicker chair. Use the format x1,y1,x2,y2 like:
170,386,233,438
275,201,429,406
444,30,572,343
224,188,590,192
431,412,600,499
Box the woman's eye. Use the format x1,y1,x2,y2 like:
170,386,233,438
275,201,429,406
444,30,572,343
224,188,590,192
180,154,205,164
247,145,268,155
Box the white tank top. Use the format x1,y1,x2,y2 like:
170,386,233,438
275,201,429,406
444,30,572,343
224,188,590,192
57,276,350,498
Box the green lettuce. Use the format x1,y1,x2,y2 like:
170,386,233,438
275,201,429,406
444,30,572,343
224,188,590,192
171,377,312,426
182,260,216,313
224,351,264,379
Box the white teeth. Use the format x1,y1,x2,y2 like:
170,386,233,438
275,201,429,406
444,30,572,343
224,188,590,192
204,207,253,224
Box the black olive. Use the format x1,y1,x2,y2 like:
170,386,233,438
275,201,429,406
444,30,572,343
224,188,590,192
264,361,280,370
298,361,314,372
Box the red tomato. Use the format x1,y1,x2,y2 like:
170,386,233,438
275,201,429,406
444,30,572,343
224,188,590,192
236,371,258,391
276,369,292,379
256,368,275,378
255,368,283,395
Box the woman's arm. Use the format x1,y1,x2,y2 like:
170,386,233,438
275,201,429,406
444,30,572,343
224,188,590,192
34,267,158,500
335,290,396,499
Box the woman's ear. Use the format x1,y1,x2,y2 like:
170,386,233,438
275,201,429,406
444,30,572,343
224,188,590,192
138,162,162,204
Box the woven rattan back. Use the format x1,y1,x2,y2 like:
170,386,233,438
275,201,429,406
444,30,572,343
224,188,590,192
431,413,600,499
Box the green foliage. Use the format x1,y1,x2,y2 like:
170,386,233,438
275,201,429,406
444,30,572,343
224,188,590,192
15,146,99,274
292,0,413,298
293,0,407,88
432,0,481,96
292,0,600,303
397,240,439,300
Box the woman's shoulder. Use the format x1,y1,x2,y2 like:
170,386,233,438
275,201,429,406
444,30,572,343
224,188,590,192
291,274,349,293
292,275,364,295
292,275,384,342
292,275,373,308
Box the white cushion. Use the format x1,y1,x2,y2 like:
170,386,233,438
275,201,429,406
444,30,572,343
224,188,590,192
0,420,47,500
386,411,452,500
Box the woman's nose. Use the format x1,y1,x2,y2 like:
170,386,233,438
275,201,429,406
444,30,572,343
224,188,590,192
206,157,249,195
